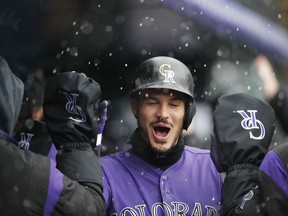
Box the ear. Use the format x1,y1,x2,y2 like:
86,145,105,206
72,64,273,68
130,98,138,118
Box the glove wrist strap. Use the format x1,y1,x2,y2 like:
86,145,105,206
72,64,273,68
227,163,258,173
60,142,91,149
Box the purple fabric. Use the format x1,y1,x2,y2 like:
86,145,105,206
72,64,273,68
101,146,223,215
210,130,225,173
48,143,57,162
44,160,64,216
260,150,288,197
0,129,18,145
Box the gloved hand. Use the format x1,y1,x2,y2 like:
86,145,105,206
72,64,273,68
210,92,276,215
13,120,56,160
211,92,275,173
43,71,104,184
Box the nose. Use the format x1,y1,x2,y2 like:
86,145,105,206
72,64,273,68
156,103,169,119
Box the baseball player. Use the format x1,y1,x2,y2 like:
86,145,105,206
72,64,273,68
99,56,274,216
0,57,105,215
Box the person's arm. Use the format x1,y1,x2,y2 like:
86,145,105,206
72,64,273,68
0,56,106,215
43,72,108,215
258,143,288,215
0,132,106,216
52,149,106,216
210,93,275,216
222,143,288,216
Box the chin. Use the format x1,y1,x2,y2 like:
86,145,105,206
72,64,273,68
151,143,171,154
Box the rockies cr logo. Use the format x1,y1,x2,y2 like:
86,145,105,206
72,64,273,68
18,133,34,150
159,64,176,83
62,92,86,123
237,110,265,140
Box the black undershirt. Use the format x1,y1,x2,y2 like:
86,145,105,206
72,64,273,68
129,129,184,170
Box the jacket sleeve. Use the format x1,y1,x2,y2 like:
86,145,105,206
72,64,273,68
257,143,288,216
220,167,262,216
52,148,106,216
0,134,106,216
223,143,288,216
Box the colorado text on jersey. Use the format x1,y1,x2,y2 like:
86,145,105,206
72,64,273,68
111,202,218,216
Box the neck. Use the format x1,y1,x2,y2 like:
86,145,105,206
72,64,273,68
129,129,185,170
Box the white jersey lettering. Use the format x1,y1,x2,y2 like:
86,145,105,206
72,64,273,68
112,202,218,216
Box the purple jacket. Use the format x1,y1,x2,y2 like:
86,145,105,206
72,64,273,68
0,56,105,215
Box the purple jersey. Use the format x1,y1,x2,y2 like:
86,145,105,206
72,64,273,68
101,146,222,216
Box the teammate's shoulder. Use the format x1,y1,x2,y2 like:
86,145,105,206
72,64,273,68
184,145,210,154
182,146,216,169
101,150,132,161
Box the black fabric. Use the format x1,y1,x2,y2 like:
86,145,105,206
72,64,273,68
56,148,103,186
43,71,103,184
225,169,288,216
0,61,106,214
129,129,184,169
13,120,53,156
43,72,101,150
212,92,275,171
257,142,288,215
0,132,50,215
0,56,24,135
220,169,262,216
0,131,106,215
22,72,45,109
273,142,288,173
52,178,106,216
211,93,277,216
258,170,288,216
221,144,288,216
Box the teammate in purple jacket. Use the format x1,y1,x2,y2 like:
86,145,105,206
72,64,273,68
228,139,288,216
0,56,106,215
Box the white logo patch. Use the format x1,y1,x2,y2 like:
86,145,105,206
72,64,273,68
159,64,176,83
62,91,86,123
18,133,34,150
236,110,265,140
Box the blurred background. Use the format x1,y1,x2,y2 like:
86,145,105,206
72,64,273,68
1,0,288,154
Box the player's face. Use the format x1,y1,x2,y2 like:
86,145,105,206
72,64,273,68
131,89,185,153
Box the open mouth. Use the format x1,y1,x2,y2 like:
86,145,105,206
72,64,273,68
153,126,170,139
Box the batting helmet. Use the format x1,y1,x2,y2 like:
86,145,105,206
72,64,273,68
130,56,196,130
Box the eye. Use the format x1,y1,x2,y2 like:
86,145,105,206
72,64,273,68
144,98,158,105
169,100,182,107
169,102,178,107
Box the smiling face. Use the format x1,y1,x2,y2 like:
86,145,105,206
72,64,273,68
131,89,186,153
